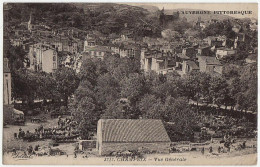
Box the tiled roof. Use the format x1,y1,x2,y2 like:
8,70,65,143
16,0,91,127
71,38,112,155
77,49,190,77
99,119,171,143
177,53,190,60
187,60,199,70
84,46,112,52
198,56,222,65
217,47,235,51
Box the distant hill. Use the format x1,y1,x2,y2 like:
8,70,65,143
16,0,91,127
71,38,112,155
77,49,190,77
137,5,160,13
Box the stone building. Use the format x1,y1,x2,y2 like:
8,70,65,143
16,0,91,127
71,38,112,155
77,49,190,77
28,43,58,73
3,58,12,105
197,56,223,75
96,119,171,156
215,47,236,59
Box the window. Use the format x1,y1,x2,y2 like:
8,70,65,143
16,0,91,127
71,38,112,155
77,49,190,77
53,62,56,69
53,56,56,61
53,51,56,55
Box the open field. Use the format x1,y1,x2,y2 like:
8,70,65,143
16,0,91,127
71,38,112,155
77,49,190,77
3,116,257,165
3,151,257,165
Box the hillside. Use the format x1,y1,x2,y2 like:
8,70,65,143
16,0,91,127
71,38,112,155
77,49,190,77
6,3,162,37
136,5,160,13
5,3,246,38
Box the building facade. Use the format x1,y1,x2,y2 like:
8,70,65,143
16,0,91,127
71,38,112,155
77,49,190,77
97,119,171,156
28,43,58,73
4,58,12,105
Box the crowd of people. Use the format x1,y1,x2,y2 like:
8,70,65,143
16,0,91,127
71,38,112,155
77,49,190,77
14,116,79,142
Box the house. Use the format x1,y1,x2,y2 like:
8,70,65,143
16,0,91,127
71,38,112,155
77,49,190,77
61,37,70,52
118,44,141,59
83,46,112,60
28,43,58,73
216,47,236,59
96,119,171,156
182,60,199,74
250,23,257,31
245,54,257,64
160,44,175,54
141,50,173,74
42,49,58,73
4,58,12,105
107,43,120,55
205,36,225,48
69,40,78,54
197,56,223,75
232,24,241,33
182,47,196,58
74,39,84,53
84,38,97,50
175,53,191,71
197,46,211,56
52,38,63,52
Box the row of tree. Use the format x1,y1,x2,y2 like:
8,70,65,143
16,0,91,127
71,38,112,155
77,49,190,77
70,55,257,139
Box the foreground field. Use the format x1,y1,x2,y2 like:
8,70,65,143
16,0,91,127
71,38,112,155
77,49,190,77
3,151,257,165
3,117,257,165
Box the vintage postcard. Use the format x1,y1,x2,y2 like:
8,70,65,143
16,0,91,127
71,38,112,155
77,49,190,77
2,2,258,165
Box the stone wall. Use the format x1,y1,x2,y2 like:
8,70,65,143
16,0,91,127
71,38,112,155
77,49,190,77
100,142,171,156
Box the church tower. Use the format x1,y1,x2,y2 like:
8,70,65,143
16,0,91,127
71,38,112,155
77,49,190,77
28,12,33,32
159,7,165,27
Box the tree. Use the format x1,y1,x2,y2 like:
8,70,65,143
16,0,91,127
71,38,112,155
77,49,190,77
228,77,241,110
237,64,257,113
73,96,98,139
36,72,59,101
183,71,211,107
54,67,80,106
141,98,164,119
71,79,100,139
120,73,146,105
96,73,120,108
12,70,38,105
102,98,134,119
5,46,26,72
163,96,197,141
209,76,229,109
138,94,157,116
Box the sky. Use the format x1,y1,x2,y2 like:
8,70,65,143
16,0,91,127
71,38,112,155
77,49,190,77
126,3,258,19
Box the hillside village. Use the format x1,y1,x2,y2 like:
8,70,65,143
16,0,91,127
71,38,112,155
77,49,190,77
3,3,257,163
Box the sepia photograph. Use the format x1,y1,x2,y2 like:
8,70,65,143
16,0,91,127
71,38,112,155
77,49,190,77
2,1,258,165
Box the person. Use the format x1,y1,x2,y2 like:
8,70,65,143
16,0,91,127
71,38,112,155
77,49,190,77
14,132,17,139
39,124,43,132
209,146,213,153
12,148,16,154
27,145,33,155
242,141,246,149
20,130,24,139
40,131,43,139
227,146,230,152
75,143,79,151
218,146,221,153
34,145,39,151
201,147,204,155
19,127,22,132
